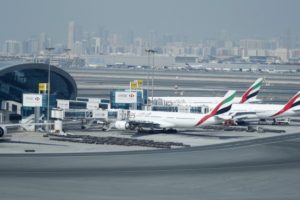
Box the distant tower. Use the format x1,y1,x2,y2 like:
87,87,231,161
67,21,75,52
126,30,134,45
286,30,291,61
38,32,46,54
4,40,21,55
94,37,101,55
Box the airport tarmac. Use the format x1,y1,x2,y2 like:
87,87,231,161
0,123,298,154
2,67,299,154
2,67,300,199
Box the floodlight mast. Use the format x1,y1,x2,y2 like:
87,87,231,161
145,49,157,109
45,47,54,133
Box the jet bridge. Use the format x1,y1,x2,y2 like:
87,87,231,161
51,109,129,121
51,108,129,131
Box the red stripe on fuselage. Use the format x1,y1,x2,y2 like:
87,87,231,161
272,94,300,117
195,100,223,126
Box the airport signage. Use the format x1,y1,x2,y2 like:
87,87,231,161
115,91,137,103
57,100,70,109
23,94,43,107
87,102,99,110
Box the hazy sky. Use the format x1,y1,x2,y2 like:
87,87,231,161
1,0,299,43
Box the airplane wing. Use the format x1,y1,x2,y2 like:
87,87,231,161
214,115,233,121
228,112,258,121
291,109,300,115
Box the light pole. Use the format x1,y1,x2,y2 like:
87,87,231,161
145,49,150,108
46,47,54,133
151,50,157,105
145,49,157,108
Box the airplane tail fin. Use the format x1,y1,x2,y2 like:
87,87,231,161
212,90,237,115
272,91,300,117
195,90,236,126
240,78,264,103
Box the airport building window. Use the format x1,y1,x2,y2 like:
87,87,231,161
76,97,89,102
99,103,108,109
152,106,178,112
190,107,202,113
108,111,118,119
64,111,87,119
12,104,17,113
69,101,87,109
101,99,110,104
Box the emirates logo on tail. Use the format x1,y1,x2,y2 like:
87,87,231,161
195,90,236,126
240,78,263,104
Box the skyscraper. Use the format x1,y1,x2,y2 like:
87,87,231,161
38,32,46,54
67,21,75,52
4,40,22,55
22,37,38,55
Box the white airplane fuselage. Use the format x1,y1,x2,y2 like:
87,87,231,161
128,110,219,128
152,97,260,105
206,103,299,119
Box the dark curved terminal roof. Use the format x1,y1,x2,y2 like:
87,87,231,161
0,63,77,103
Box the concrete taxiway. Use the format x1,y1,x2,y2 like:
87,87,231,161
1,133,300,200
0,123,297,154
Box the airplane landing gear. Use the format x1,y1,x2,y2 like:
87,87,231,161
162,128,177,133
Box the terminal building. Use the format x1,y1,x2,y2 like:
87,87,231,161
0,62,207,129
0,63,77,121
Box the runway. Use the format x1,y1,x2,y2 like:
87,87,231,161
1,133,300,200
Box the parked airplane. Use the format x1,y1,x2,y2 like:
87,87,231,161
114,90,236,132
206,91,300,124
185,63,204,70
153,78,263,105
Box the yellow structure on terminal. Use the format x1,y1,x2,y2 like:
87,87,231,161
38,83,48,93
130,80,143,90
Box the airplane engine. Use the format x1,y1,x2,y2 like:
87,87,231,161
0,126,7,137
114,121,130,130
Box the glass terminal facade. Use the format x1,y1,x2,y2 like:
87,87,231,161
0,63,77,116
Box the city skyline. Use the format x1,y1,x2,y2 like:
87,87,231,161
1,0,300,44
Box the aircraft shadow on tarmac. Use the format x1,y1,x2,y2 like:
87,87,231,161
173,132,245,139
130,129,247,139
